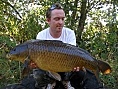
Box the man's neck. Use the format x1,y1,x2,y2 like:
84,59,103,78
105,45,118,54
49,30,62,38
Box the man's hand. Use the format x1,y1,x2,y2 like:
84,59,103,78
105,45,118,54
73,67,80,71
29,61,38,69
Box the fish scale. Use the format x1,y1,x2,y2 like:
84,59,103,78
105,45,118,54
31,50,97,73
6,39,111,80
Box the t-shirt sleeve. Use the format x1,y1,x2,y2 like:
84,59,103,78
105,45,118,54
68,30,76,46
36,32,43,39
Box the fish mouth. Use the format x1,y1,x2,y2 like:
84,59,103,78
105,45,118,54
6,54,11,59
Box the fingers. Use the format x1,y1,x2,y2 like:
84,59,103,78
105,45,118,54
73,67,80,71
29,62,38,69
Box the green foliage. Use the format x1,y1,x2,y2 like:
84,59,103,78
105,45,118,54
0,58,22,87
80,21,118,89
0,35,23,88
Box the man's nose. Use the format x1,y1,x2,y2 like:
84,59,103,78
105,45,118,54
59,19,63,24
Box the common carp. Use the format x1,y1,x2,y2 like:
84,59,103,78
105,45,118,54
6,39,111,80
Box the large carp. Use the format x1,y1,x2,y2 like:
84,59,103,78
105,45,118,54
6,39,111,80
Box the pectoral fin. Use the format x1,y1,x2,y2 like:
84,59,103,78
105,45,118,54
47,71,61,81
22,56,31,77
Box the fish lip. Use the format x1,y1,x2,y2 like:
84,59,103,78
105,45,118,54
6,54,11,59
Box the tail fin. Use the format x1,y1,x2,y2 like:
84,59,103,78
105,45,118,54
97,60,111,74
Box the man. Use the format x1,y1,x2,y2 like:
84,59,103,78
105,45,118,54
36,4,76,46
36,3,77,89
35,3,103,89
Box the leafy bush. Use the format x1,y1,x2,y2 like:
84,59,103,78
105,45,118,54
0,35,23,88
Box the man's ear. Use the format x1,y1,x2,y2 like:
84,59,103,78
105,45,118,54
46,18,51,23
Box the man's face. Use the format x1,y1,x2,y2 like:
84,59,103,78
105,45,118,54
47,9,65,34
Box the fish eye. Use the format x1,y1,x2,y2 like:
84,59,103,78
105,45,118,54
13,48,16,51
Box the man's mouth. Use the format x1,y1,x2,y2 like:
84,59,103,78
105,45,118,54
57,26,63,29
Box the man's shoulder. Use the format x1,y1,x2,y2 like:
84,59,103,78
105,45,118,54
36,28,49,39
63,27,74,33
63,27,72,31
39,28,49,34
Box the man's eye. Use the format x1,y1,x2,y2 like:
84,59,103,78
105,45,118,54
62,18,65,21
13,48,16,51
54,18,60,21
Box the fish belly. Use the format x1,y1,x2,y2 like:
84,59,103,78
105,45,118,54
31,51,96,73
